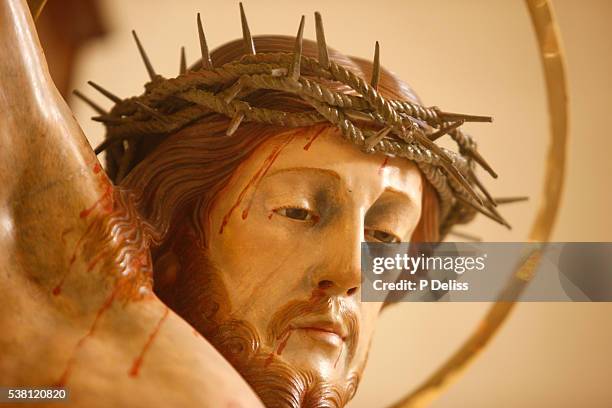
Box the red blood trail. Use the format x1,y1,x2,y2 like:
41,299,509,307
378,157,389,175
79,185,113,219
55,284,120,387
128,307,170,377
220,136,295,233
303,127,326,151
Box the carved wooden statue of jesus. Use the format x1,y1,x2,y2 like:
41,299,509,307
0,1,503,406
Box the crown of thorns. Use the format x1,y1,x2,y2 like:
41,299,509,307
76,4,525,237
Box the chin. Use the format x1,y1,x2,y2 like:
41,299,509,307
193,317,361,408
274,334,352,378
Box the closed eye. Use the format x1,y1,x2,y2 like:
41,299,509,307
365,228,401,243
274,206,319,222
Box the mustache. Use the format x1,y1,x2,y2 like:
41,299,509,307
266,292,360,359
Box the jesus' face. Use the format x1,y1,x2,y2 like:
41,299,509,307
161,127,423,406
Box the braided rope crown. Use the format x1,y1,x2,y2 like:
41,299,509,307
76,4,524,238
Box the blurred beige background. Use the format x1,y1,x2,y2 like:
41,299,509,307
55,0,612,406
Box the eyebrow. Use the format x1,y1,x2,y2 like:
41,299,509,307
265,166,342,180
266,167,419,206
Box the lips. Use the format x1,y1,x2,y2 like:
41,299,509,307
290,317,348,344
266,296,359,357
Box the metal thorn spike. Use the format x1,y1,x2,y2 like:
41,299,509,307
457,196,510,229
438,111,493,123
486,200,511,228
239,3,256,55
197,13,213,69
131,30,156,80
94,137,118,155
226,113,245,136
494,196,529,205
73,90,107,115
429,120,464,142
87,81,122,104
365,127,392,150
94,134,139,155
468,168,496,206
289,16,305,81
222,77,246,103
448,164,483,206
314,11,329,68
345,110,375,123
180,47,187,74
464,145,498,178
94,139,112,155
371,41,380,90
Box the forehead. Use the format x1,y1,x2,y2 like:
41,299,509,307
262,127,422,201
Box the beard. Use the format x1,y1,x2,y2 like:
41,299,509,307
158,234,363,408
205,312,361,408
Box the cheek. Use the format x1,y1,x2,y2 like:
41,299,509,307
209,188,324,282
206,207,316,320
211,216,301,274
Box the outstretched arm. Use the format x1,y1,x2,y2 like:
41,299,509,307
0,0,103,279
0,2,263,406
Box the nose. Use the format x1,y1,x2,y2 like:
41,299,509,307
312,209,363,297
316,278,359,297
